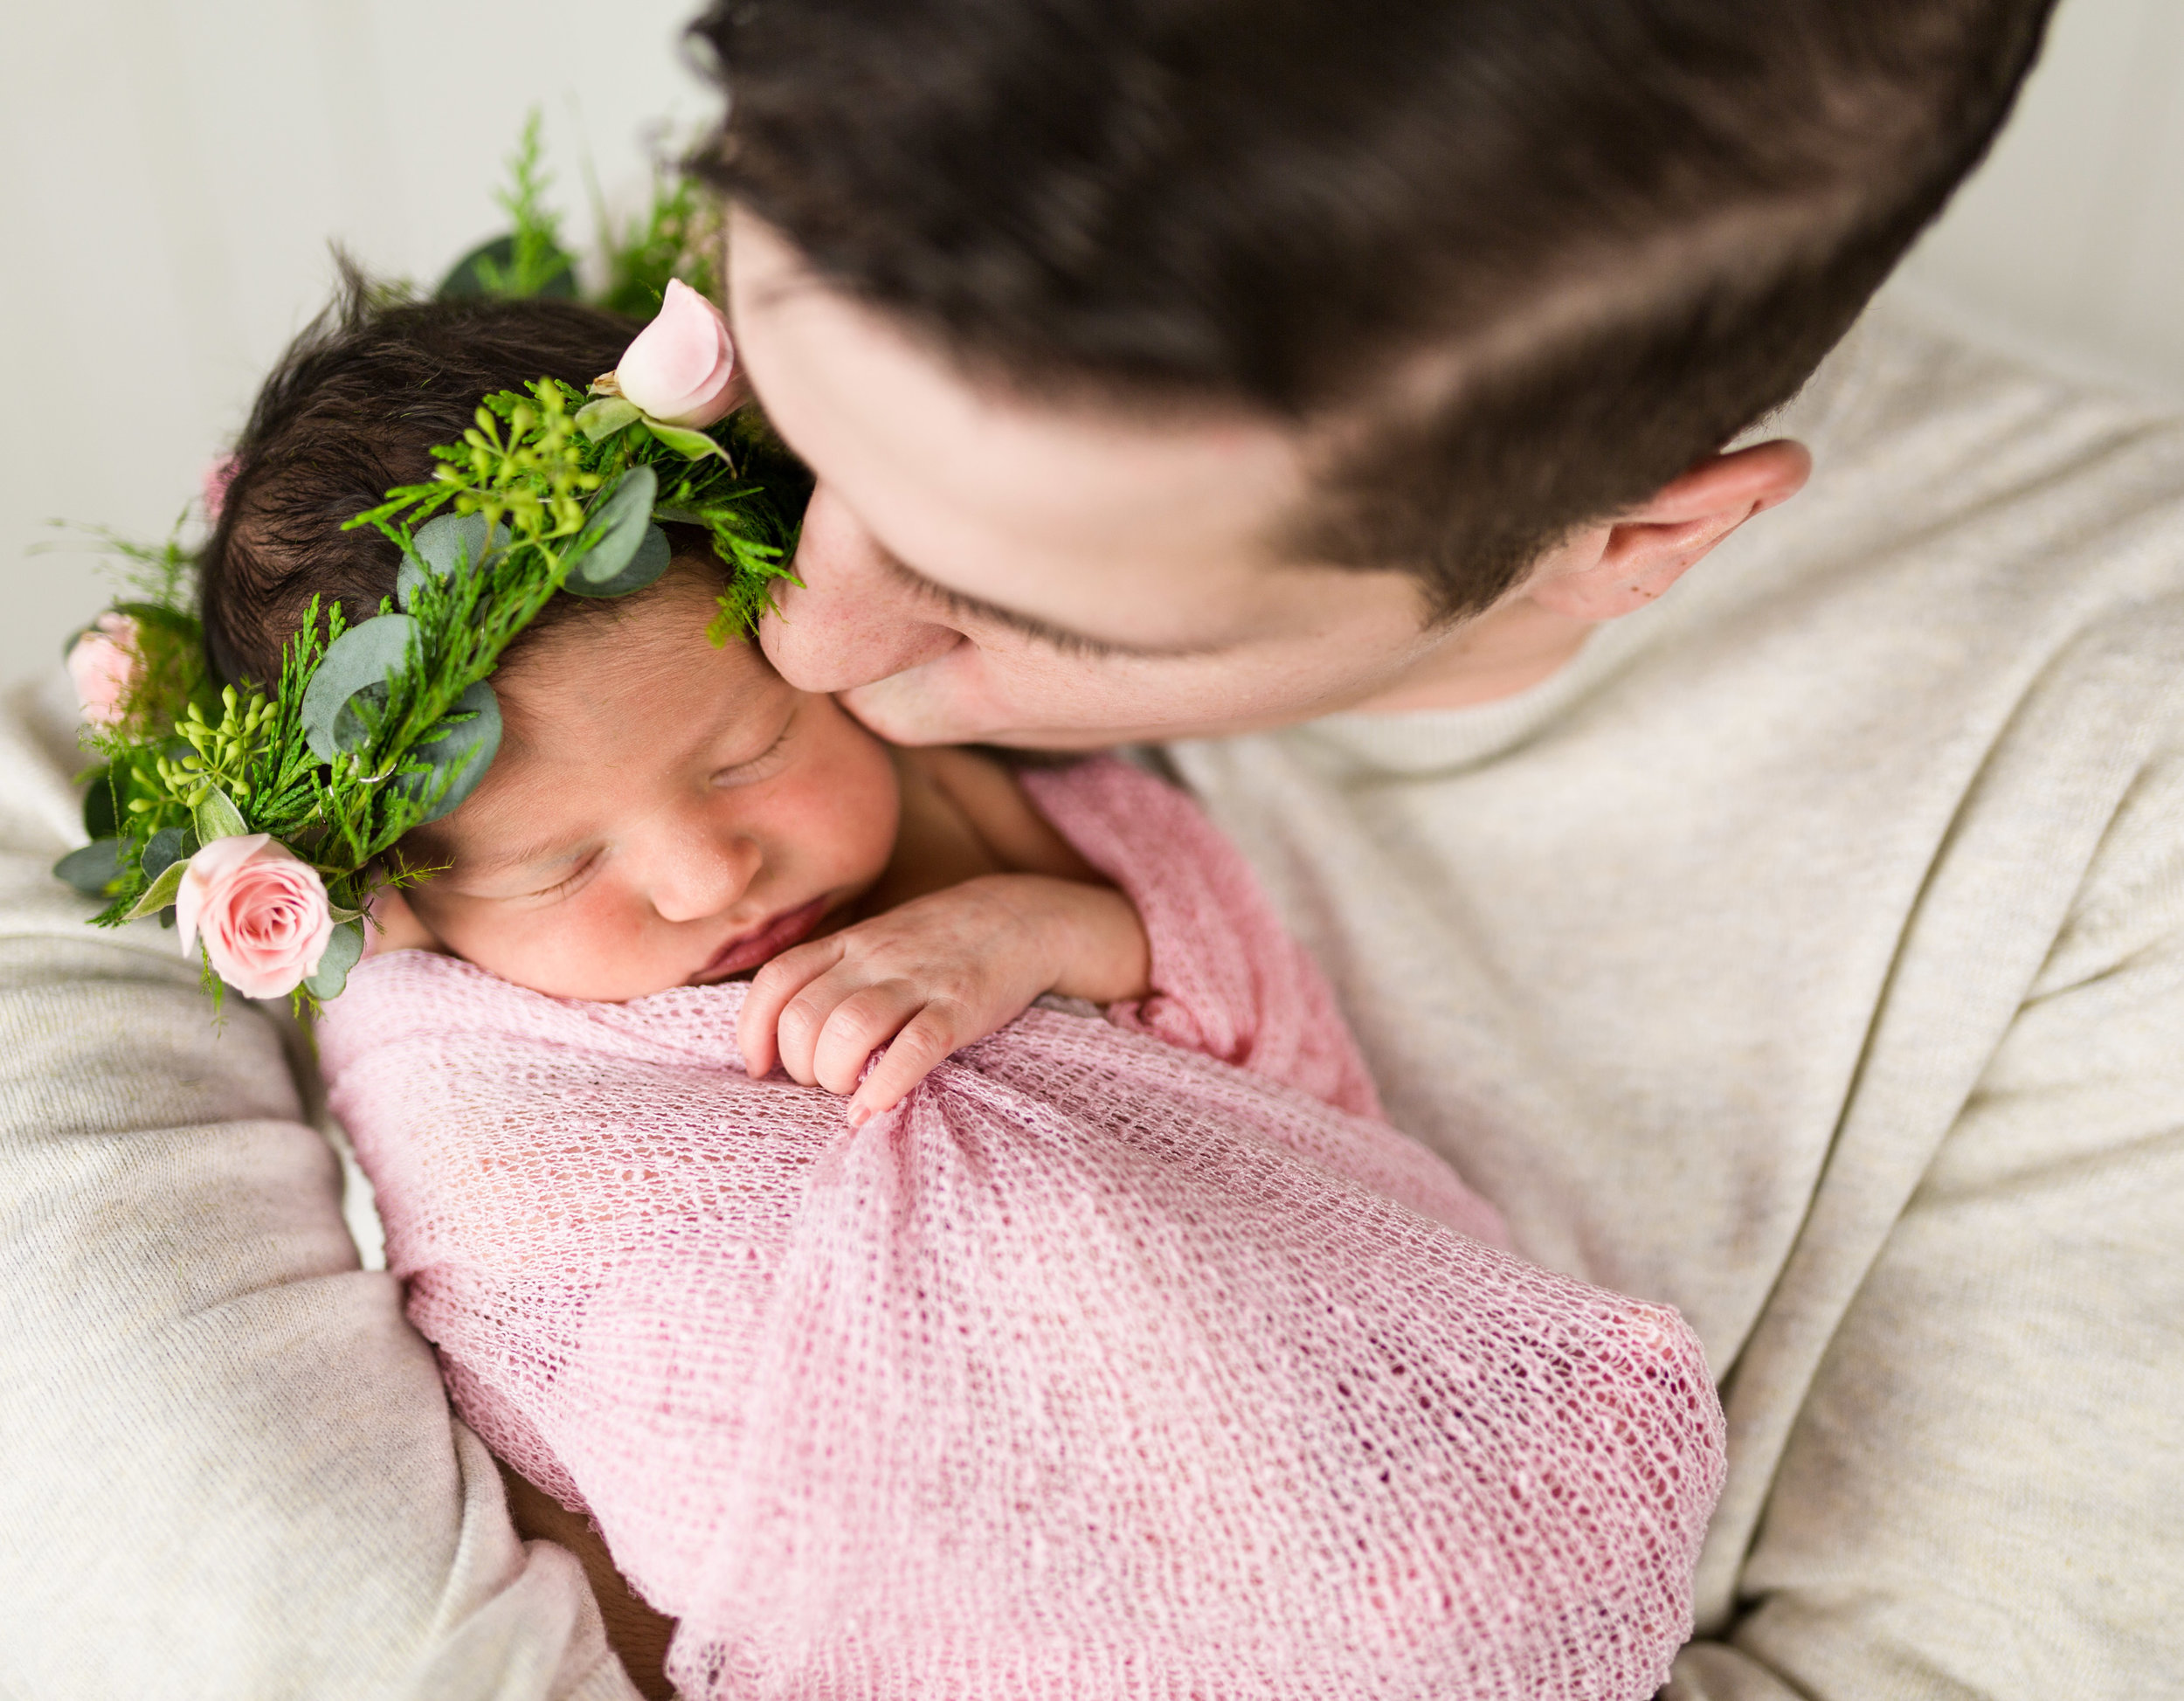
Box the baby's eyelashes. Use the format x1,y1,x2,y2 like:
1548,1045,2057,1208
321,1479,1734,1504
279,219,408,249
708,712,798,790
442,847,601,905
522,852,601,902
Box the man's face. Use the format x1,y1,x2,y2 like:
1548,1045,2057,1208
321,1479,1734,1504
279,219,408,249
729,210,1462,748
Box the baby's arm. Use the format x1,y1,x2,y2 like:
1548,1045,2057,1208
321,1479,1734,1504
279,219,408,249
736,750,1150,1124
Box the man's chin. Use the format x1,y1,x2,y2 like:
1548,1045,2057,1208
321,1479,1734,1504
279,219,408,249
834,676,986,746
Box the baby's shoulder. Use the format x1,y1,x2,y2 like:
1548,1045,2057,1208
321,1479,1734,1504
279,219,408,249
899,745,1097,881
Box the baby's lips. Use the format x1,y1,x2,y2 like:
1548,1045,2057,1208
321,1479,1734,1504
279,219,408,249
694,895,831,985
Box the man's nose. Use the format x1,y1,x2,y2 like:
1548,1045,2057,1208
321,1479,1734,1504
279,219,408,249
760,485,963,695
648,827,761,924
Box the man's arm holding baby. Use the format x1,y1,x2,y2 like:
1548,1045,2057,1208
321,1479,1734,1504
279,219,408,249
736,748,1151,1124
0,687,642,1701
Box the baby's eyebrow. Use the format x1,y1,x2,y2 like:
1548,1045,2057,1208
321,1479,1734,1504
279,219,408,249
454,834,587,881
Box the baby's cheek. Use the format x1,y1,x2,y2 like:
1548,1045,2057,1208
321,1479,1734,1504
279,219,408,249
420,889,660,1002
799,719,902,885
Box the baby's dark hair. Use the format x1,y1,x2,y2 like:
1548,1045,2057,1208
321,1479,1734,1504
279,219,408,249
201,266,661,689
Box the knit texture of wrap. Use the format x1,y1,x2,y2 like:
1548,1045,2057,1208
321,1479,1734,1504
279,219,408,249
319,757,1724,1700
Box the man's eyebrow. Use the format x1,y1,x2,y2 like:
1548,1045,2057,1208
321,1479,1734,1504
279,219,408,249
878,553,1218,660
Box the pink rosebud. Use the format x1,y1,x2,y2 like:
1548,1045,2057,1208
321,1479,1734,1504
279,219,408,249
612,279,739,426
176,833,335,999
203,453,239,522
66,612,142,728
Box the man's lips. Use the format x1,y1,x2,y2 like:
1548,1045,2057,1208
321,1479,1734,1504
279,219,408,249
690,897,829,984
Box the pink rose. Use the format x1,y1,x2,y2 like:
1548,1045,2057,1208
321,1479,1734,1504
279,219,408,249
176,833,335,999
612,279,740,426
203,453,239,522
66,612,142,728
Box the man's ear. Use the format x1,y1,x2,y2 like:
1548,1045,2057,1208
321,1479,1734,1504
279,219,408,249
1524,439,1812,623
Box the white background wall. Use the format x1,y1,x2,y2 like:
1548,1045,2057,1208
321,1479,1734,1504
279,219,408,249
1,0,707,690
1895,0,2184,396
3,0,2181,692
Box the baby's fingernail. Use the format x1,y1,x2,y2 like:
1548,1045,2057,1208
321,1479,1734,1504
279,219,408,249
847,1102,871,1128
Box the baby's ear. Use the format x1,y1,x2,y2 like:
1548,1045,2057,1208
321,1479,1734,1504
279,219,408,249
363,883,445,958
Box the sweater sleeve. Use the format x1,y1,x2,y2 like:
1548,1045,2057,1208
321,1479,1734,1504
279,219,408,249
1665,723,2184,1697
0,683,640,1701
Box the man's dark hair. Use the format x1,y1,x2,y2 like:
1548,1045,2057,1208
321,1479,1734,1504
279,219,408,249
201,274,644,688
693,0,2058,616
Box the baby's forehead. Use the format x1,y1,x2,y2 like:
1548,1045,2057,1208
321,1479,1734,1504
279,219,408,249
425,586,788,856
499,567,779,710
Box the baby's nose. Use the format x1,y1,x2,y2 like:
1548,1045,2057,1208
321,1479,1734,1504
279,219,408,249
649,832,759,923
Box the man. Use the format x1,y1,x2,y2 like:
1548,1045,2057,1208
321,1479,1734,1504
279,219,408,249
707,0,2181,1691
1,2,2175,1698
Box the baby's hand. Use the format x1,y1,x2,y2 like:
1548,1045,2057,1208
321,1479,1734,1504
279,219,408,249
736,875,1150,1125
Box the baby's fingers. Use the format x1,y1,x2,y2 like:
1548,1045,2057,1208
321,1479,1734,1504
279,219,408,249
807,982,933,1096
847,1006,968,1127
739,937,845,1078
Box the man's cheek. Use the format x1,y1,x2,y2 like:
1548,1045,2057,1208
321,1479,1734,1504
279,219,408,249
839,658,999,746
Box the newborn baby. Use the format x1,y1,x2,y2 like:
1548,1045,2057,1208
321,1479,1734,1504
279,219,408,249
204,287,1724,1699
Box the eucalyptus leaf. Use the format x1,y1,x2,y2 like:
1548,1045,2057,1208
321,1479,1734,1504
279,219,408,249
397,513,513,610
394,680,503,823
565,524,670,600
143,825,196,882
80,766,116,840
301,613,419,761
192,787,248,845
562,465,659,594
644,421,731,463
575,396,641,443
125,856,190,922
303,919,367,1001
52,839,124,897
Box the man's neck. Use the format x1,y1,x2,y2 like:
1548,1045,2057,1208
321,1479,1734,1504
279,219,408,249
1347,595,1597,716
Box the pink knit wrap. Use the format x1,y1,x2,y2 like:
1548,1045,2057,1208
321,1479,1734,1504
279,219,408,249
320,759,1723,1699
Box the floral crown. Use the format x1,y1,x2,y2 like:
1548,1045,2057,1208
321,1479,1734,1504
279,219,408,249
56,279,802,1008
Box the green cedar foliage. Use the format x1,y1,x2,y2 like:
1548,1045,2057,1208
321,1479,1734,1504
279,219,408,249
463,112,577,300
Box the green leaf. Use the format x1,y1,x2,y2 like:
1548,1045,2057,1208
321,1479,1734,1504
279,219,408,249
398,513,509,609
80,766,117,840
563,466,662,596
301,613,419,761
303,919,367,1001
192,787,248,844
643,421,732,463
436,232,578,301
575,397,641,443
396,680,503,823
52,839,124,897
567,524,669,600
142,825,197,882
125,856,190,921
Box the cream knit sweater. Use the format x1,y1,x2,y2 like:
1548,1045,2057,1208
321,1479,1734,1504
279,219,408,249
1168,306,2184,1698
0,306,2176,1698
